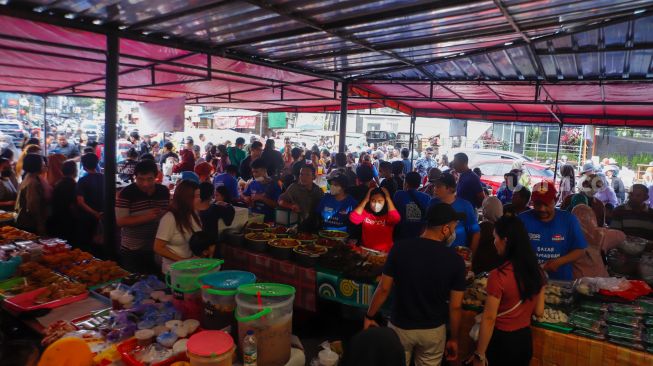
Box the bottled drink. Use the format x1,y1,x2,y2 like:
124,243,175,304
243,330,257,366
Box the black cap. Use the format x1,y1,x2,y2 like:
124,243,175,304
434,172,457,188
427,203,466,227
327,172,349,187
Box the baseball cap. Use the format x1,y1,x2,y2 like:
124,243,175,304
434,172,456,188
327,172,349,187
426,203,466,227
531,181,557,204
428,167,442,182
581,162,595,175
180,171,200,184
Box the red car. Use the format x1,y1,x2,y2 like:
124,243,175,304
472,159,555,194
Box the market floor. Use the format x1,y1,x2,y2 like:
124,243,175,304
294,299,365,363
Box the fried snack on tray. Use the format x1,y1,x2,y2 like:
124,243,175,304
14,262,87,300
0,226,38,240
61,260,128,286
41,248,93,269
42,320,77,346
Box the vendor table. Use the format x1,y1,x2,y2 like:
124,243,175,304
222,244,317,312
457,309,653,366
315,268,377,308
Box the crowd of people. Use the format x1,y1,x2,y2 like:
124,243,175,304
2,130,653,366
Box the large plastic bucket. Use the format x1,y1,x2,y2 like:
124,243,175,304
167,259,223,320
199,270,256,331
235,283,295,366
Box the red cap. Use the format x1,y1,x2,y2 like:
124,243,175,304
531,181,557,204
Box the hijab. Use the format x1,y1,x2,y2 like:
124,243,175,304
572,204,602,248
481,196,503,223
46,154,66,187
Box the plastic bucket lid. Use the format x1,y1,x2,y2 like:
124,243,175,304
170,258,223,273
236,283,295,297
187,330,234,358
199,270,256,296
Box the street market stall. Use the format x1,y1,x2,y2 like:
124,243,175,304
2,1,653,365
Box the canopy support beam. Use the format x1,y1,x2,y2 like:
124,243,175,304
409,112,417,170
42,95,47,155
103,32,119,260
338,81,348,153
553,122,563,182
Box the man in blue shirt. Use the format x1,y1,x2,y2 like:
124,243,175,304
400,148,412,175
316,173,357,232
212,164,239,203
415,147,437,180
428,173,480,252
519,182,587,281
243,158,280,222
393,172,431,240
452,153,485,208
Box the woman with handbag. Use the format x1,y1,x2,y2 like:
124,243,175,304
469,215,545,366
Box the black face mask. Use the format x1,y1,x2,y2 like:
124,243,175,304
1,169,11,178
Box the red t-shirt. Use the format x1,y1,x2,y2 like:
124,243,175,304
349,209,400,252
486,262,538,332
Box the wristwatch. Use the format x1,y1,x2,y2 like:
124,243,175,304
365,313,376,321
473,351,486,362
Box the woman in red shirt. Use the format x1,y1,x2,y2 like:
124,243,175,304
470,215,545,366
349,187,400,253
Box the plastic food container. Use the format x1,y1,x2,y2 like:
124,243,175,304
573,328,606,341
639,253,653,287
569,314,604,334
608,303,646,316
618,236,649,256
167,259,223,320
198,271,256,331
186,331,235,366
579,301,608,313
605,312,642,328
606,324,643,342
235,283,295,366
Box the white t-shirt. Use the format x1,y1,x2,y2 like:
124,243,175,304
156,211,200,272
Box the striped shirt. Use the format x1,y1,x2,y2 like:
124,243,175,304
610,203,653,241
116,183,170,251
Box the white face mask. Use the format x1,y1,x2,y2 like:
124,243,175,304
446,230,457,246
255,176,265,183
330,185,342,195
371,202,384,213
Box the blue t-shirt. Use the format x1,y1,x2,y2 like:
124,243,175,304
518,209,588,280
77,172,105,212
428,197,480,248
316,194,357,232
243,180,281,222
496,183,513,205
456,170,483,208
393,189,431,239
212,173,239,200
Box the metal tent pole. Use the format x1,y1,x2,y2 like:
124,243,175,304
409,113,416,170
42,95,48,155
338,81,348,153
103,32,119,259
553,122,563,182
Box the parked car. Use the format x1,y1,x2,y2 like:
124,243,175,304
0,119,26,147
80,121,99,142
442,148,532,167
365,130,396,147
472,159,554,194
